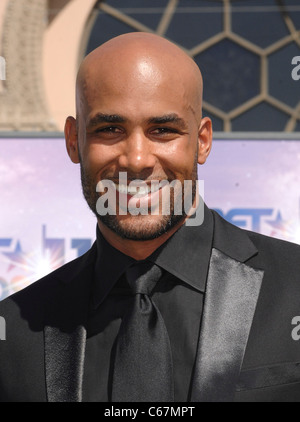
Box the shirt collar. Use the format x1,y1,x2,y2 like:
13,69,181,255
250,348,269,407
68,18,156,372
92,204,214,309
148,205,213,292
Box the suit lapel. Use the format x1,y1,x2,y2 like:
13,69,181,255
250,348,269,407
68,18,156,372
190,212,264,402
44,244,97,402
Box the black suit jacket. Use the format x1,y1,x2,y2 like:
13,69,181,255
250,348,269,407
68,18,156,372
0,210,300,402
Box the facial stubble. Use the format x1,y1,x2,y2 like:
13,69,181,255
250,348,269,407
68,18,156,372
78,150,198,241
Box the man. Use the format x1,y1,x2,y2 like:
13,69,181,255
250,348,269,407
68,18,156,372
0,32,300,402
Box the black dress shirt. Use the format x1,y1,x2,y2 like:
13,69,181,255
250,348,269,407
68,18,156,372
82,207,214,402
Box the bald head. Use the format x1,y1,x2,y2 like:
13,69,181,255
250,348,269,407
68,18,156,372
76,32,203,125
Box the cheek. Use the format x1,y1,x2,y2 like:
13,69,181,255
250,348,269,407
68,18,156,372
82,143,109,171
160,141,197,178
83,143,123,181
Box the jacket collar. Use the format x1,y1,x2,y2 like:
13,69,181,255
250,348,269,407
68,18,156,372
211,209,258,263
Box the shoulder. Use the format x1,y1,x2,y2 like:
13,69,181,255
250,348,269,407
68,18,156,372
245,230,300,289
246,227,300,256
211,208,300,250
211,208,300,268
210,210,300,317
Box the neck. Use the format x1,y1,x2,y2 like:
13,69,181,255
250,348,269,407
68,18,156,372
97,218,187,260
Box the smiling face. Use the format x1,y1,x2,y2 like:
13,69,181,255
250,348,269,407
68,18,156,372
65,33,212,242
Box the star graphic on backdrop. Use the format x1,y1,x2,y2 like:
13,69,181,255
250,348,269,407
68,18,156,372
266,211,288,231
2,241,24,272
265,209,300,244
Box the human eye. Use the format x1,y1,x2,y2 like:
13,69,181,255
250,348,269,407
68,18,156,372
92,126,124,140
150,126,181,140
95,126,122,134
151,127,179,135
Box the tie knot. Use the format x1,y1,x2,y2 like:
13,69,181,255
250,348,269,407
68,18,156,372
125,262,163,295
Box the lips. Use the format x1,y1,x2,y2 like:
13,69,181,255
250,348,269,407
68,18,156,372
114,181,169,213
115,182,163,197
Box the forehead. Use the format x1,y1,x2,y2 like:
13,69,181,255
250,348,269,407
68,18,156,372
83,58,166,98
77,51,201,121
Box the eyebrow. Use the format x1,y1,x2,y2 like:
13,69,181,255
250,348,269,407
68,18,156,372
87,113,187,129
87,113,126,127
147,114,188,130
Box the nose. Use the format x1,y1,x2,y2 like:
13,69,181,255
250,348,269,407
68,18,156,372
118,129,156,174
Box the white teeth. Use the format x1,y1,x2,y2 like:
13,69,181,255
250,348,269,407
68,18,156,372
116,184,150,195
115,182,164,195
116,184,128,194
150,183,161,193
127,186,136,195
135,186,149,195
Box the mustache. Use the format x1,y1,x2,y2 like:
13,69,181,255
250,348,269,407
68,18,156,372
99,171,173,183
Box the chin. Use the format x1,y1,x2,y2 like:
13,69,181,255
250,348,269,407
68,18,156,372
99,213,185,241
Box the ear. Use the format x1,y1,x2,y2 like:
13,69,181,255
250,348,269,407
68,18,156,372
197,117,213,165
64,116,80,164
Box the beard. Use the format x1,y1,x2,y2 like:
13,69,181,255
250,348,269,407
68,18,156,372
79,153,198,241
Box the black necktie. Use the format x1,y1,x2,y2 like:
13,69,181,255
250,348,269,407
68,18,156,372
111,261,174,402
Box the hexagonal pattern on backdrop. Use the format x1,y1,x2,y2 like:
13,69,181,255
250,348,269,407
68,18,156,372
84,0,300,132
